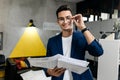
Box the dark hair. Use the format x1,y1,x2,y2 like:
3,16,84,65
56,5,72,18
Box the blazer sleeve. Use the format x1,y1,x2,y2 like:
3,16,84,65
87,39,104,56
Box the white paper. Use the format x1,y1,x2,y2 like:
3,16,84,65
28,54,62,68
21,70,51,80
28,54,89,74
57,56,89,74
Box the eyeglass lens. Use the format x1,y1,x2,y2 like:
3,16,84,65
58,16,71,23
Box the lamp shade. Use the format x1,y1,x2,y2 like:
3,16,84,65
9,27,46,58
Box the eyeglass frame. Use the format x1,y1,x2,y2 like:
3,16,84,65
57,16,72,23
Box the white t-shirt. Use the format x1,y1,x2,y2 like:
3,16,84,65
62,35,73,80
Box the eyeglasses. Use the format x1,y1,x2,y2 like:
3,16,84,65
58,16,72,23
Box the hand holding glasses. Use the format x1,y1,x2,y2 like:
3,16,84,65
72,14,86,30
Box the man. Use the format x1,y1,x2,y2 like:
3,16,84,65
44,5,103,80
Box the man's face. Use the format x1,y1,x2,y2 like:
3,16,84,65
57,10,73,31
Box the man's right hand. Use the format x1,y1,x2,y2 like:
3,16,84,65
47,66,66,77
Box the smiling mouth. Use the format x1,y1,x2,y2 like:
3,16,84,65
63,25,73,30
62,25,70,29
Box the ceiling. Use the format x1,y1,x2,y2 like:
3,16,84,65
55,0,84,3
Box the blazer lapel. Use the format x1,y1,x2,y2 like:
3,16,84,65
71,31,76,57
56,33,63,55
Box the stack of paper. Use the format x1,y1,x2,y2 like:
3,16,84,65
57,56,89,74
28,54,62,68
28,54,89,74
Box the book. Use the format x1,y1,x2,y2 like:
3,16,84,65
28,54,89,74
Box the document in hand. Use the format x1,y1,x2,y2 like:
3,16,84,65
28,54,89,74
